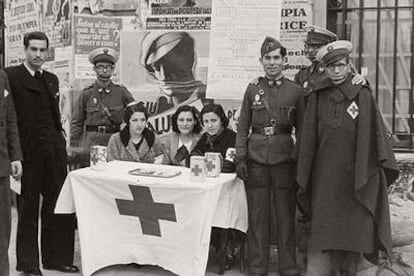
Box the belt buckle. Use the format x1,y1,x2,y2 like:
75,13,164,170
97,126,107,133
264,126,274,136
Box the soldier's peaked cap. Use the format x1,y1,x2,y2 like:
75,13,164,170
305,25,338,45
261,36,284,57
316,40,353,65
89,47,119,65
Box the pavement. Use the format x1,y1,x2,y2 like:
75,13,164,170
8,207,293,276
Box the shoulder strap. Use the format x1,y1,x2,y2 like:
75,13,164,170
92,90,116,124
258,83,276,123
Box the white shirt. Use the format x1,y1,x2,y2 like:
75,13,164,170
23,62,43,77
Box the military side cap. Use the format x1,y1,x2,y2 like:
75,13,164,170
88,47,119,64
141,32,187,68
305,25,338,45
315,40,353,65
261,36,283,57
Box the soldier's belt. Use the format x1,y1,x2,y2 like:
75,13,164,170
251,125,292,136
85,124,120,133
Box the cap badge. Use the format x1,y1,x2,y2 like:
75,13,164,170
347,101,359,119
309,27,315,32
327,46,334,52
268,42,274,47
103,48,109,54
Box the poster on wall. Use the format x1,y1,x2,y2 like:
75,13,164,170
5,0,40,66
135,0,212,30
120,30,210,138
280,0,312,79
206,0,282,100
42,0,72,54
76,0,138,14
73,15,122,79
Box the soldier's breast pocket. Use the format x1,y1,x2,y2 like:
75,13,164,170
281,106,297,125
109,105,124,122
250,105,267,125
86,99,99,114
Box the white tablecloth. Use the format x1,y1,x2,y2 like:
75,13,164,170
55,161,248,276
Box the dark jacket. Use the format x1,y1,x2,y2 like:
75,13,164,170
5,64,63,152
190,128,236,171
70,81,134,147
235,77,305,165
0,70,22,177
295,78,399,263
294,63,329,96
191,128,236,158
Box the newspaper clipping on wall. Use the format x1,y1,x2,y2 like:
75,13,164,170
206,0,282,100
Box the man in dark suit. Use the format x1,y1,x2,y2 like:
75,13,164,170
5,31,78,276
0,69,23,276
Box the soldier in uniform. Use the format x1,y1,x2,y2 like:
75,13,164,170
295,25,366,97
70,47,134,156
295,40,398,276
235,37,304,276
294,26,367,261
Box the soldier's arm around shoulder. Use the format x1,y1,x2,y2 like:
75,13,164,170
294,67,305,84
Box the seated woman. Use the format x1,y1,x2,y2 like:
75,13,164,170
162,105,202,166
107,102,162,162
190,103,236,172
190,103,238,274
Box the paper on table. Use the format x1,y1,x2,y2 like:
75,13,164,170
10,176,21,195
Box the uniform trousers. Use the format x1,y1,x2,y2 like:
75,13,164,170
16,129,75,270
246,161,298,275
306,248,359,276
0,177,11,276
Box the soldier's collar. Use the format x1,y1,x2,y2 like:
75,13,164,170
265,76,284,87
314,63,325,74
96,81,113,94
337,75,361,100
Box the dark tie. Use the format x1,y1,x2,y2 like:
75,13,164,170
34,71,42,80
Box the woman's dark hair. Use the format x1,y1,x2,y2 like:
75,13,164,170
120,102,154,148
23,31,49,49
200,104,229,128
171,105,202,134
123,102,149,125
